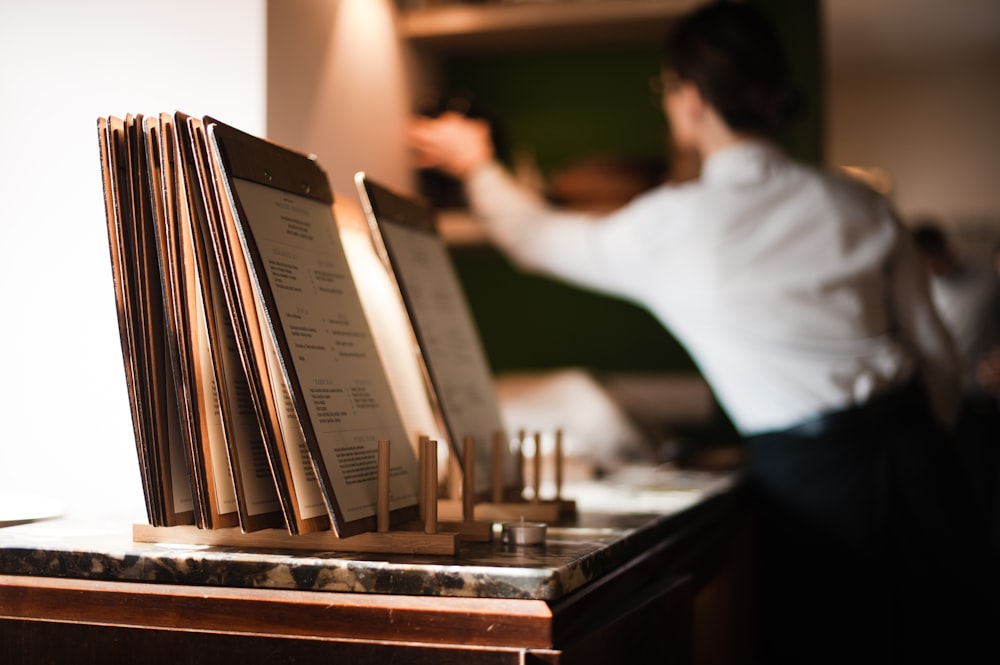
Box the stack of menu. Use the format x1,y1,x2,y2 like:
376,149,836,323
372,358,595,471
96,113,420,537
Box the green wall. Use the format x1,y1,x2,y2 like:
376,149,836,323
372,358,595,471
442,45,689,374
445,47,671,179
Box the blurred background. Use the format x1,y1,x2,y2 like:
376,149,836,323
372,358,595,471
0,0,997,519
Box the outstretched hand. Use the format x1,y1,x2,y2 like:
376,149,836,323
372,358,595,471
409,112,494,179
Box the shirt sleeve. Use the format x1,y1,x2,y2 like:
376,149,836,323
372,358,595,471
463,160,671,301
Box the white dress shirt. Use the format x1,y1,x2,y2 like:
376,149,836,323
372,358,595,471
465,140,961,434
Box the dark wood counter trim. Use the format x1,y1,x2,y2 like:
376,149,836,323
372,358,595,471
0,574,553,649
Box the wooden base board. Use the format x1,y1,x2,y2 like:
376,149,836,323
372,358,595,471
436,520,494,542
438,499,576,524
133,524,457,556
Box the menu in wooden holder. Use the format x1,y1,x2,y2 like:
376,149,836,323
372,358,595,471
355,174,576,526
355,175,517,503
99,115,198,529
99,114,453,554
134,438,455,555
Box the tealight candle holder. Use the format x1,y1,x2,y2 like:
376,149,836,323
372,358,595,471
501,519,547,546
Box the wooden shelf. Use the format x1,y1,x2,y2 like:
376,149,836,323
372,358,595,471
399,0,701,52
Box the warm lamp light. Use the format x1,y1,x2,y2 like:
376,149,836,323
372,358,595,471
839,165,893,195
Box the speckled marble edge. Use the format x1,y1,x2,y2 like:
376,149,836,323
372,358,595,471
0,476,743,601
0,521,637,601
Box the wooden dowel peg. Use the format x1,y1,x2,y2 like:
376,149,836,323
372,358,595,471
448,441,462,501
462,436,475,522
418,435,428,520
516,428,525,495
377,439,390,533
555,429,563,501
424,439,438,534
492,430,504,504
533,431,542,503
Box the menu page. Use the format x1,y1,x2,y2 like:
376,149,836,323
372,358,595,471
161,113,239,525
190,276,239,518
379,220,508,495
179,114,284,530
255,290,328,521
231,179,418,523
164,365,195,516
208,279,283,519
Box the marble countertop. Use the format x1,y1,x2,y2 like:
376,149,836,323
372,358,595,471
0,468,742,602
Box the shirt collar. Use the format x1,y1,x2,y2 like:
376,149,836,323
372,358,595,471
701,140,781,185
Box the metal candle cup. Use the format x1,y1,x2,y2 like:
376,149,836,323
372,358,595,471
501,521,547,546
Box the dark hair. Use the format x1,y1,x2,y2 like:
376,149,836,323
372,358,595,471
665,1,804,136
911,223,949,254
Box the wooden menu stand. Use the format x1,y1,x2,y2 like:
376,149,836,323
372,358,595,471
438,500,561,523
133,439,458,556
438,430,576,524
131,523,456,555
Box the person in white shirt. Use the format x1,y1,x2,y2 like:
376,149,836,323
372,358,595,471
912,221,1000,398
410,2,989,662
912,220,1000,558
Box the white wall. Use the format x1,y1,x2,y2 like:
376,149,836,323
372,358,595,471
0,0,266,520
824,0,1000,254
827,59,1000,227
267,0,414,199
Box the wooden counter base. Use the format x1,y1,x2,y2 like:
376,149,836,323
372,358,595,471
0,486,755,664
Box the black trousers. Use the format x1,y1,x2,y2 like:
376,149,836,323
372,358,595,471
746,380,994,665
955,394,1000,555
